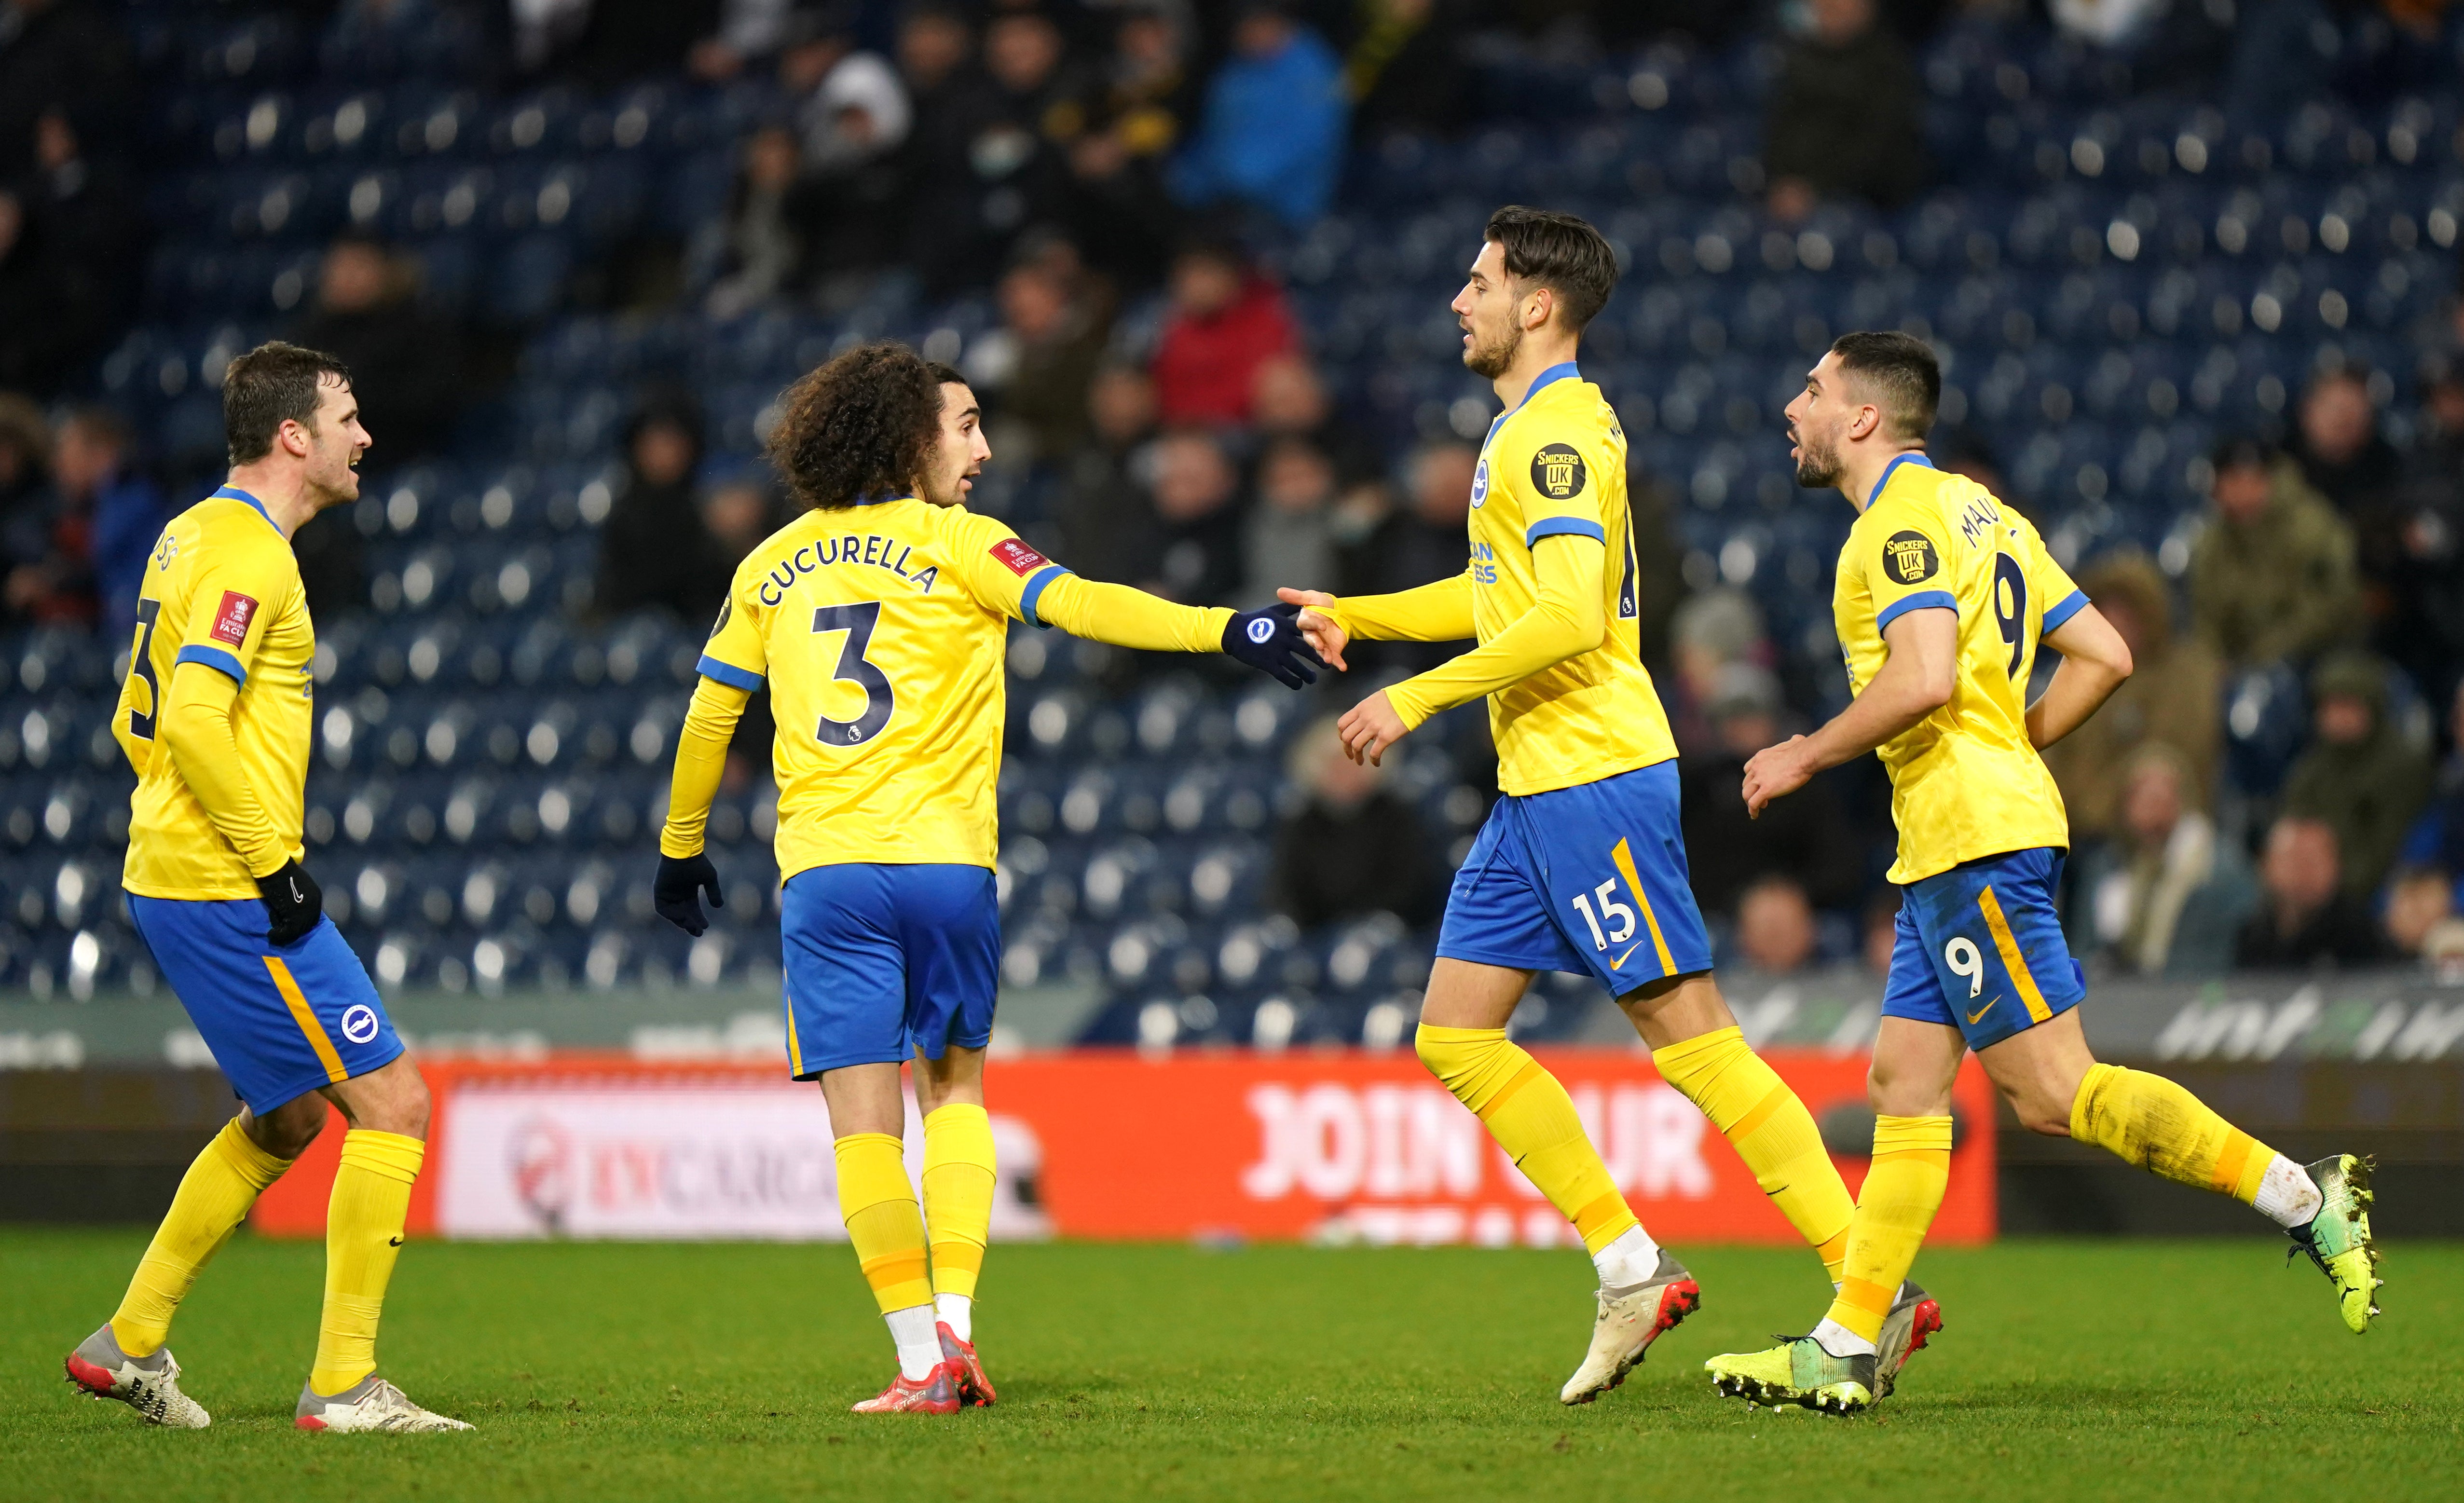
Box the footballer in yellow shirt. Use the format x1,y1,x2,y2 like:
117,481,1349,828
1708,332,2381,1416
1284,208,1872,1409
651,342,1321,1413
71,342,465,1435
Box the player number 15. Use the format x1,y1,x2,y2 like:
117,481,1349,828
1571,880,1635,952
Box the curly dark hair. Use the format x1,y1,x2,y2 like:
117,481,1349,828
765,342,956,511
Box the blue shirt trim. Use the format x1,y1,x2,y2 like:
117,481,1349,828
1875,589,1958,631
1018,564,1071,628
2040,588,2089,635
1525,517,1607,547
1867,452,1935,508
696,655,764,691
174,643,247,684
212,485,281,535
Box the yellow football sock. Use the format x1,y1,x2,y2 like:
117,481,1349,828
835,1132,933,1315
309,1129,424,1395
2068,1064,2277,1204
1652,1026,1856,1281
1821,1115,1952,1345
921,1104,996,1302
1417,1025,1637,1253
112,1118,294,1357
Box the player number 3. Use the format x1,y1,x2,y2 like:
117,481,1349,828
810,601,895,746
1571,879,1636,952
1944,936,1985,998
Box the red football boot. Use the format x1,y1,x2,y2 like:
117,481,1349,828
850,1362,962,1415
938,1322,997,1407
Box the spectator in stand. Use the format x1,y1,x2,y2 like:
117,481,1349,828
1140,427,1244,605
593,391,726,622
1679,663,1860,920
688,0,811,81
0,187,100,397
894,4,1004,295
1732,875,1820,975
2396,680,2464,908
558,0,719,88
699,123,812,319
50,407,165,639
0,393,82,626
2041,550,2223,844
2071,745,2258,978
288,234,465,460
700,473,782,568
1664,587,1768,758
1171,0,1348,228
2380,361,2464,700
1149,239,1297,426
1269,713,1438,929
2189,435,2361,670
778,12,911,299
969,255,1111,468
2235,816,2389,969
0,0,138,176
1251,352,1382,496
1059,1,1191,289
2291,364,2401,519
2383,865,2459,961
1058,362,1161,585
1344,0,1472,136
25,109,142,347
1336,438,1475,672
1762,0,1926,221
2280,651,2433,900
1241,435,1340,607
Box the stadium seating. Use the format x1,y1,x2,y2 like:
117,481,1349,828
7,1,2458,1045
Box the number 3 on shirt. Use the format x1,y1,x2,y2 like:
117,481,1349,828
811,601,894,746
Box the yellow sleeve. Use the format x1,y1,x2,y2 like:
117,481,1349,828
158,660,290,877
1319,570,1476,642
694,560,769,692
1495,409,1619,548
1383,534,1606,730
1862,512,1958,633
659,676,753,858
1031,573,1232,652
2027,526,2089,637
110,634,153,777
173,528,298,688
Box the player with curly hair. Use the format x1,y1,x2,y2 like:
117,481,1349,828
650,342,1323,1414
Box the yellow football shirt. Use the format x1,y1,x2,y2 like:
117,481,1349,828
119,487,316,900
696,498,1061,878
1834,454,2087,884
1464,362,1678,795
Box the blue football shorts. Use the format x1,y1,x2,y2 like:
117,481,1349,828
128,895,403,1115
1437,760,1715,997
1880,846,2086,1051
779,862,1001,1078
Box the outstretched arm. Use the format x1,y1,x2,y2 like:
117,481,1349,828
1333,536,1605,765
1029,573,1232,652
1741,605,1957,817
2027,603,2133,750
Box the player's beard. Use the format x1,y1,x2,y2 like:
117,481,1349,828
1793,427,1842,489
1463,319,1520,380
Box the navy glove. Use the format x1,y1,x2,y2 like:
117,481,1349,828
1222,602,1327,691
654,852,725,936
256,859,323,946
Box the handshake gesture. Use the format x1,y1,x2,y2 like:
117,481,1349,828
1273,588,1409,769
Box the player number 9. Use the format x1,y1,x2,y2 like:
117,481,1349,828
1992,553,2028,679
1944,936,1985,998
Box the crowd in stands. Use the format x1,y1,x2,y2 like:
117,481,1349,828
3,0,2464,999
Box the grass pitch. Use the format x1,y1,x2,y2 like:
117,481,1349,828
5,1231,2458,1503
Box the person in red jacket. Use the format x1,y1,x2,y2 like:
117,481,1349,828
1149,237,1296,425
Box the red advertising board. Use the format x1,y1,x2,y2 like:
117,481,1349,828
253,1049,1996,1245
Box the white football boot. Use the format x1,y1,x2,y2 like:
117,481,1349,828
1559,1249,1703,1405
296,1374,473,1433
65,1325,210,1428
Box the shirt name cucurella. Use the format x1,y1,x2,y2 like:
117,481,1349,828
756,534,940,605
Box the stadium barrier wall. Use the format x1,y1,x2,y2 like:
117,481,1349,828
245,1049,1998,1245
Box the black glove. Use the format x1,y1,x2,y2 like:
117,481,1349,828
256,859,323,946
654,852,725,936
1222,602,1327,691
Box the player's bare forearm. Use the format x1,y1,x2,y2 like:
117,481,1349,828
1742,607,1955,817
2026,603,2133,749
660,677,751,858
159,661,288,876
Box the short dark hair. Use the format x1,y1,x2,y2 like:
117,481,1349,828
765,342,952,511
1484,205,1620,333
1829,330,1940,441
223,341,352,465
2210,434,2274,473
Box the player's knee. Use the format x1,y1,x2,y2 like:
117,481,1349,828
250,1105,325,1160
359,1065,432,1139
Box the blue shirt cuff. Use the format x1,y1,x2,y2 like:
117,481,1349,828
174,643,246,685
1525,517,1607,547
2040,589,2089,634
696,655,764,691
1018,564,1071,629
1875,590,1958,631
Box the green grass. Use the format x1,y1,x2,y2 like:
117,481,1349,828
4,1231,2458,1502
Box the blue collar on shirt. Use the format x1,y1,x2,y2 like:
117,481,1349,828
848,493,910,507
1867,452,1934,508
212,485,281,533
1488,361,1581,444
